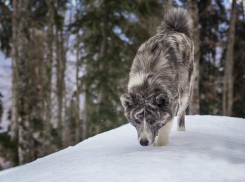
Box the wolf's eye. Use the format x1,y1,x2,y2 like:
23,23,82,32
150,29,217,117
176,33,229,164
147,119,155,125
134,119,141,124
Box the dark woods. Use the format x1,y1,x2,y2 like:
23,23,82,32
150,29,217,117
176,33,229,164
0,0,244,170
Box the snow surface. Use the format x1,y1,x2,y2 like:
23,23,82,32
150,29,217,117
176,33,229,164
0,115,245,182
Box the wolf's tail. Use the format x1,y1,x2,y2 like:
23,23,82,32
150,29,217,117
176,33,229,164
157,8,192,38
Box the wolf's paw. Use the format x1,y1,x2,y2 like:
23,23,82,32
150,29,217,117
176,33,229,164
177,126,185,131
154,139,168,147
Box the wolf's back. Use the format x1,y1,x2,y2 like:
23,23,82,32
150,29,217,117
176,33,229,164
157,8,192,38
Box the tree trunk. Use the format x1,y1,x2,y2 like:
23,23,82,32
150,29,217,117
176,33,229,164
168,0,173,8
43,0,55,155
82,87,87,140
17,0,34,165
188,0,200,115
56,25,66,147
10,0,19,142
75,34,81,143
61,31,66,147
223,0,237,116
97,25,108,104
55,27,61,147
96,4,109,134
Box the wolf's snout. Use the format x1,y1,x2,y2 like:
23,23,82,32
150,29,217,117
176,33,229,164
140,139,149,146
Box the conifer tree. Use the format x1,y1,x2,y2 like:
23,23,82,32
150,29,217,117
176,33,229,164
223,0,237,116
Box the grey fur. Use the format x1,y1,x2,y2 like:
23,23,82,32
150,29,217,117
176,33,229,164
120,8,195,146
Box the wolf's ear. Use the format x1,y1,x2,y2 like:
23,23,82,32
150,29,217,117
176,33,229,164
120,93,134,108
156,93,169,105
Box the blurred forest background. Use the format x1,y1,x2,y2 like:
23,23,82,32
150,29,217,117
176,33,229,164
0,0,244,170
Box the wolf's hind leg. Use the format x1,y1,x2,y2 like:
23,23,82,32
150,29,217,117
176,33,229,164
177,75,194,131
177,90,190,131
154,119,173,146
177,111,186,131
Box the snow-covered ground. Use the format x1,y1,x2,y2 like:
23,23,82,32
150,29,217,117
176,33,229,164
0,115,245,182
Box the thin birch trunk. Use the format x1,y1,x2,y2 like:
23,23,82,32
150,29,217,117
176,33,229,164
10,0,19,141
223,0,237,116
75,34,81,143
82,87,87,140
188,0,200,115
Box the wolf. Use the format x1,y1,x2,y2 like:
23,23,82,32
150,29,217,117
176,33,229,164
120,8,195,147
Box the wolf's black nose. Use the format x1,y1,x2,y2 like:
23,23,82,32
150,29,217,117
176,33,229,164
140,139,149,146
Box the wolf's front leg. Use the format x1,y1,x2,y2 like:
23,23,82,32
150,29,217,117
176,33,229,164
154,119,173,146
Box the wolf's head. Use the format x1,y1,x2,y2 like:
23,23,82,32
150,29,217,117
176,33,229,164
120,92,172,146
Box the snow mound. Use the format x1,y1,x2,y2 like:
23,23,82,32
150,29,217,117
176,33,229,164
0,115,245,182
